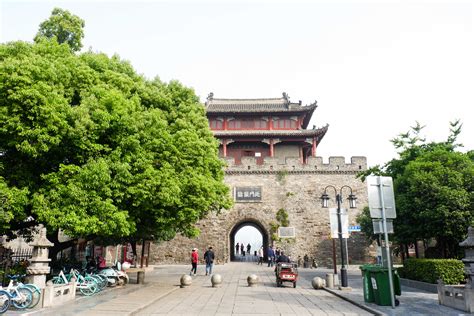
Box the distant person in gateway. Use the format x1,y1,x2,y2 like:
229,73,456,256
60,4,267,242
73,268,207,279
257,246,264,265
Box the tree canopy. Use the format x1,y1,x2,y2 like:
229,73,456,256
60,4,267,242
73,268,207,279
0,14,232,251
34,8,85,52
357,121,474,258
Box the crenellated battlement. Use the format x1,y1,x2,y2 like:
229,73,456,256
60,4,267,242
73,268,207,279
223,156,367,173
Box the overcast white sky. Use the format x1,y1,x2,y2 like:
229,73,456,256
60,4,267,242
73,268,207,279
235,226,263,253
1,0,473,167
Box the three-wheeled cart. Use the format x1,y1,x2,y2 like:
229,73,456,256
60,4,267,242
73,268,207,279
275,262,298,288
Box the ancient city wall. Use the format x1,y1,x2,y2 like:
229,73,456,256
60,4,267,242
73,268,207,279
149,156,371,267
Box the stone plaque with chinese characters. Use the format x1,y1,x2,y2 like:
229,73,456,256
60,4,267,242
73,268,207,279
234,187,262,202
278,227,296,238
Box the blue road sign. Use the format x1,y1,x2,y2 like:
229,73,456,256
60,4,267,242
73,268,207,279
348,225,361,232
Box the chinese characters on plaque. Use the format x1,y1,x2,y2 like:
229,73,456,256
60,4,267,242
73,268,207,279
234,187,262,202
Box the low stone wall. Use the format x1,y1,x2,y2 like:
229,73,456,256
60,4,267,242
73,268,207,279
42,280,76,308
437,281,474,313
400,278,437,293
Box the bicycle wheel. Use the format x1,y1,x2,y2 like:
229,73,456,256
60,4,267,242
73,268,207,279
84,276,101,293
78,283,97,296
93,275,107,290
94,274,108,289
0,290,11,314
11,287,33,309
22,284,41,309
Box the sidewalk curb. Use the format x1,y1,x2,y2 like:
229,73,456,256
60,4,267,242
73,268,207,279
19,283,155,316
128,285,180,315
323,287,384,316
17,285,128,316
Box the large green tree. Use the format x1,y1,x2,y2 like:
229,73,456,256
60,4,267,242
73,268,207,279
0,11,231,257
34,8,85,52
358,121,474,258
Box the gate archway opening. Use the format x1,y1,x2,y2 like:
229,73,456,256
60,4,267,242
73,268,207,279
230,220,269,262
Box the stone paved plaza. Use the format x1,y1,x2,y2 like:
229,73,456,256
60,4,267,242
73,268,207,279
137,263,371,315
13,262,472,316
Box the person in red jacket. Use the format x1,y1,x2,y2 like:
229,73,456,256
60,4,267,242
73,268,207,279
190,248,198,276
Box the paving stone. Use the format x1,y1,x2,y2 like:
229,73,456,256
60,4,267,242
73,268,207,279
15,262,472,316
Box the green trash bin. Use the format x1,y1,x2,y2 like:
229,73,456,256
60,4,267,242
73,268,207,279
359,265,376,303
369,266,401,306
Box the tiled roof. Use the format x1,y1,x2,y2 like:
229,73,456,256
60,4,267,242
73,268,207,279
212,125,329,138
205,93,317,114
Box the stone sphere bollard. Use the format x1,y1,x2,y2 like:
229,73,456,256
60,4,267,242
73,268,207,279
312,277,326,289
180,274,192,288
211,274,222,288
247,274,259,287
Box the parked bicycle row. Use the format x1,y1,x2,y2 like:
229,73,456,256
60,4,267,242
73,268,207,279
0,274,41,313
52,265,129,296
0,264,129,314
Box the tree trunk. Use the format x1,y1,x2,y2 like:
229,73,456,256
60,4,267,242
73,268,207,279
47,231,78,262
414,241,419,258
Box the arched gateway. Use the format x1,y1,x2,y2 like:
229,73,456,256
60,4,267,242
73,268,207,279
149,94,370,266
229,219,269,262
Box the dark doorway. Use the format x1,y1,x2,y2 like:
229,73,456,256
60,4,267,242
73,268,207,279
230,220,269,262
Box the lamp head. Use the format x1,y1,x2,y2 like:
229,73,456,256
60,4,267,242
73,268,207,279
348,194,357,208
320,193,329,208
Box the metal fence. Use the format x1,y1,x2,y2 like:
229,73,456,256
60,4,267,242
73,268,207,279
0,247,32,285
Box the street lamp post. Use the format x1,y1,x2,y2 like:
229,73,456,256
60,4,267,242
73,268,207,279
321,185,357,288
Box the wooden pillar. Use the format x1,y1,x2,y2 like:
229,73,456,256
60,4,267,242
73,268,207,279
299,147,303,163
223,140,227,157
223,118,227,130
312,137,317,156
270,139,274,157
269,116,273,130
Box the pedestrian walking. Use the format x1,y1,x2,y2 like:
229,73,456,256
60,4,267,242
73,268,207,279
267,246,274,267
271,246,276,266
240,244,245,256
303,254,309,268
204,246,215,275
247,243,251,255
235,242,240,255
190,248,198,276
257,246,264,265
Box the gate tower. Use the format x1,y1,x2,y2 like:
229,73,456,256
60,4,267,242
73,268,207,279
206,92,327,164
149,93,370,266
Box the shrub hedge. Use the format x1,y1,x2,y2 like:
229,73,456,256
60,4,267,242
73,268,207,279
399,258,465,284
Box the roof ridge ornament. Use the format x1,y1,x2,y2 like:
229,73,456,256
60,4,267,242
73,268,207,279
205,92,214,106
282,92,290,102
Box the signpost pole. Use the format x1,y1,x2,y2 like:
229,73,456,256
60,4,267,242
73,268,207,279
377,176,396,308
332,239,337,275
336,194,348,287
